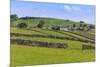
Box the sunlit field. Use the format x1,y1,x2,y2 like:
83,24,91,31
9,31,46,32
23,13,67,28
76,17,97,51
11,45,95,67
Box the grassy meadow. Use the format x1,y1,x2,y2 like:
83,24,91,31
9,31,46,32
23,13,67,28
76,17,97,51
11,45,95,67
11,18,81,27
10,17,95,67
10,1,96,67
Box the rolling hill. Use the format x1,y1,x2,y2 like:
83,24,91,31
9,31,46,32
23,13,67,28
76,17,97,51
11,17,83,27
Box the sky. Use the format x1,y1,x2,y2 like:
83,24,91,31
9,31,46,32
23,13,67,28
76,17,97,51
11,0,95,24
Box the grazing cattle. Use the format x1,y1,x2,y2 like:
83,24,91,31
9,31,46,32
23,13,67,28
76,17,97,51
82,44,95,50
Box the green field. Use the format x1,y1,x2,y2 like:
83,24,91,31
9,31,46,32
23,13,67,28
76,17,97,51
11,26,95,67
11,28,46,35
11,45,95,67
11,18,81,27
60,31,93,41
11,36,94,49
11,28,94,42
10,17,95,67
10,1,96,67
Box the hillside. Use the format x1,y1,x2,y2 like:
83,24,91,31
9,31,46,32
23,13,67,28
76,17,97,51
10,17,95,67
11,27,95,67
11,17,82,27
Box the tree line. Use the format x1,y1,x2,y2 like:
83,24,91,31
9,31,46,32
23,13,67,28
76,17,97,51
10,14,95,31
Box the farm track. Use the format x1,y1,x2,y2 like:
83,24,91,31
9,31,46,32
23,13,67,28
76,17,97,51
11,33,95,44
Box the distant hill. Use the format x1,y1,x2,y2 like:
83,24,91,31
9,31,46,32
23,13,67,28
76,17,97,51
11,17,85,27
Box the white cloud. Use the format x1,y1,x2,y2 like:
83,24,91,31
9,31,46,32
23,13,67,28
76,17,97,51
71,6,81,11
63,5,72,11
64,5,82,12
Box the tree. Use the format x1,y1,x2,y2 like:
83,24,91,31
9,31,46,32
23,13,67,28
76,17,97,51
79,21,86,31
72,24,76,27
89,24,95,29
83,24,87,27
52,26,60,30
66,20,70,22
80,21,85,24
17,22,27,28
79,21,85,27
10,14,18,21
10,14,18,27
37,20,45,28
80,24,83,27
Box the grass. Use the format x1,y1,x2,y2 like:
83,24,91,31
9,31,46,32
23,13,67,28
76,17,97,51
10,45,95,67
78,31,95,36
11,36,94,49
10,27,95,67
11,28,94,42
11,18,81,27
32,29,73,38
11,28,46,35
86,31,95,35
61,31,93,41
11,27,74,38
70,31,95,40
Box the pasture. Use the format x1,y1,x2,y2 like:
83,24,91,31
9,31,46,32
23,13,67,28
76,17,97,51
11,45,95,67
11,18,81,27
10,2,95,67
10,27,95,67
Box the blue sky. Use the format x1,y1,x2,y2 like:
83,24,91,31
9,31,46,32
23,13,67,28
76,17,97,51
11,0,95,24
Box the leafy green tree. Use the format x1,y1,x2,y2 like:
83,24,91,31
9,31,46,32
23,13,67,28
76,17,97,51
17,22,27,28
83,24,87,27
72,24,76,27
10,14,18,21
80,21,85,24
82,24,88,31
79,21,86,31
37,20,45,28
66,20,70,22
89,24,95,29
10,14,18,27
80,24,83,27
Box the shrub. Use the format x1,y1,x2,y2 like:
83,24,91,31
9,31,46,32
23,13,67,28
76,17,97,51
17,22,27,28
10,14,18,21
37,20,45,28
52,26,60,30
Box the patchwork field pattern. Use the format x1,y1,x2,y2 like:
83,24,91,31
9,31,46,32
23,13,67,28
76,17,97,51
11,27,95,67
10,1,95,67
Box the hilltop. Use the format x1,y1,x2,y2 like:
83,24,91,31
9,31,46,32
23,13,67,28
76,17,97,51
11,16,83,27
